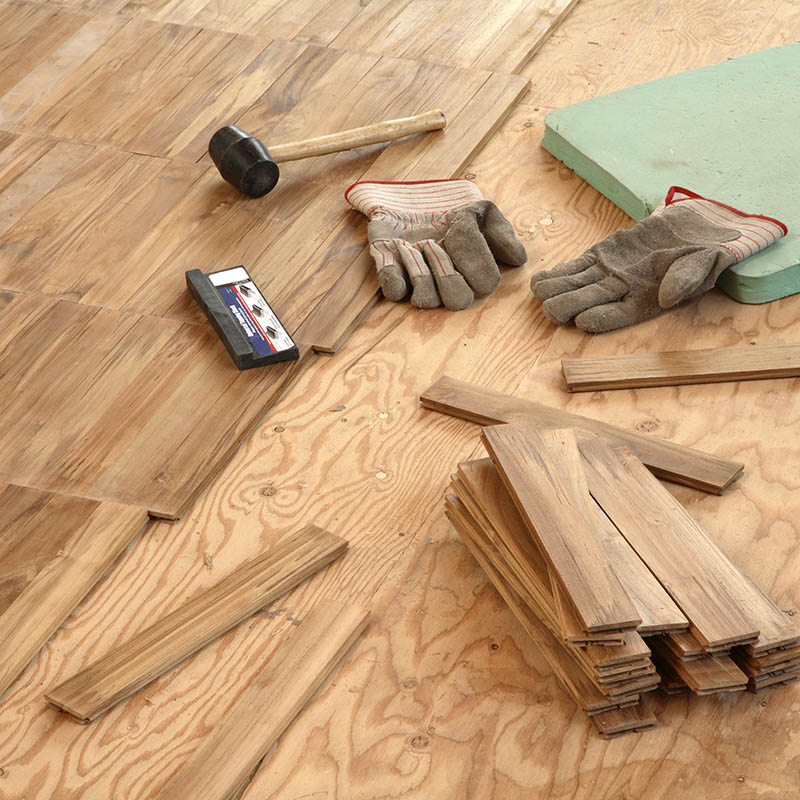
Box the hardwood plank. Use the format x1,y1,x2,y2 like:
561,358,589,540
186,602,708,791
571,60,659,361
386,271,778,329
592,701,657,738
0,2,89,98
578,437,761,649
0,14,129,128
297,69,529,352
329,0,576,73
0,135,91,238
481,425,640,633
153,599,369,800
0,483,97,615
445,496,648,715
455,459,628,648
650,640,747,693
45,526,348,722
562,344,800,392
591,500,689,635
420,375,744,493
446,486,654,695
0,497,148,701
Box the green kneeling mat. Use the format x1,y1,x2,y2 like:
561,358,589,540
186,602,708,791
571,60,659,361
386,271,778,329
542,43,800,304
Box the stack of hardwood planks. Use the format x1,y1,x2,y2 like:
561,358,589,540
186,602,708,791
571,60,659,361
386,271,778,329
444,421,800,737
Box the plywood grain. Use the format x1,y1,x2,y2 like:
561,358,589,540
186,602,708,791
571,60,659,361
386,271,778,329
3,0,800,796
155,600,369,800
562,344,800,392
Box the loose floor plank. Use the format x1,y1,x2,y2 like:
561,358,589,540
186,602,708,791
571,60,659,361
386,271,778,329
591,501,689,635
45,526,348,722
562,344,800,392
592,702,658,738
446,485,654,693
481,425,640,633
0,492,148,701
454,461,619,647
154,600,369,800
578,437,760,649
420,375,744,494
446,496,650,718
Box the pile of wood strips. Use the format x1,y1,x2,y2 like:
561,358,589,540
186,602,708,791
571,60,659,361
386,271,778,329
444,422,800,738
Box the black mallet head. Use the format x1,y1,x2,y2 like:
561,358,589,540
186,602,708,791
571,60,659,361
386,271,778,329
208,125,281,198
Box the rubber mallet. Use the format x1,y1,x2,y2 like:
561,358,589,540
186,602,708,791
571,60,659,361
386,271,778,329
208,109,446,198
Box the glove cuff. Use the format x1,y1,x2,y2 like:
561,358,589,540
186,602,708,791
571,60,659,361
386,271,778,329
345,179,484,220
652,186,787,264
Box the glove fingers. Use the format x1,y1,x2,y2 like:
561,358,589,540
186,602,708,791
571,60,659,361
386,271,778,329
369,240,409,302
394,239,441,309
442,212,501,296
530,253,596,287
420,240,474,310
531,265,605,300
481,202,527,266
541,276,627,325
658,249,732,308
574,299,652,333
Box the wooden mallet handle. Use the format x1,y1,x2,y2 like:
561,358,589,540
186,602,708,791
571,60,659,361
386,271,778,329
267,109,447,163
209,109,446,197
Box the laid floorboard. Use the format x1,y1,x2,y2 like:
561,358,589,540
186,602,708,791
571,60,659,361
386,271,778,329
113,0,577,74
562,344,800,392
153,599,369,800
420,375,744,493
0,292,313,519
481,425,640,633
45,526,348,722
0,490,148,701
578,437,761,649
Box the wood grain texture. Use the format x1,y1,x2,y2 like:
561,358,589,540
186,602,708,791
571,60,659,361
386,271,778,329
3,1,800,796
445,495,649,716
0,292,314,519
113,0,577,73
154,600,369,800
455,459,628,648
562,343,800,392
579,437,762,649
421,374,744,493
481,425,640,633
0,493,148,701
45,526,348,722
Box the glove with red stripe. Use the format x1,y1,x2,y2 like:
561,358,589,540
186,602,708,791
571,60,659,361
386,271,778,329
346,179,527,310
531,186,787,332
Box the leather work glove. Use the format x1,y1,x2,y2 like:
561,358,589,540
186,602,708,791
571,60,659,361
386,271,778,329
531,186,787,333
346,179,527,310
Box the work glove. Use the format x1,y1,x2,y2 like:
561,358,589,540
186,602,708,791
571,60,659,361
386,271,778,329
531,186,787,333
346,179,527,310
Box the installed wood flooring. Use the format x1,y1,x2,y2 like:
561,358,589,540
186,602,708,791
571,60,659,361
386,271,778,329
2,0,800,798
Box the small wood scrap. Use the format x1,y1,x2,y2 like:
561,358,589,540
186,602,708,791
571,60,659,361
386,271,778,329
443,422,800,737
153,600,369,800
420,375,744,494
45,526,348,723
561,343,800,392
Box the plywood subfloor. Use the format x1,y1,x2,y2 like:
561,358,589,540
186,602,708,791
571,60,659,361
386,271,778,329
0,0,530,519
4,1,800,799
